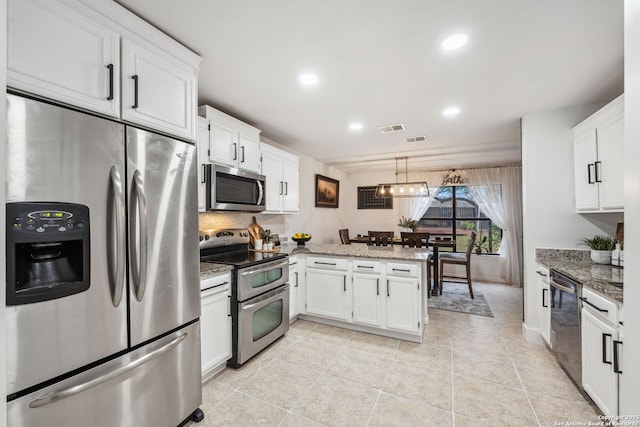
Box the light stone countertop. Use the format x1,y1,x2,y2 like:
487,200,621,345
536,248,623,303
199,262,233,280
281,243,430,262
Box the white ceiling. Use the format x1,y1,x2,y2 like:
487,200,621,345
117,0,623,173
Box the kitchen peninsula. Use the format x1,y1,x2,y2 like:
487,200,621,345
284,243,430,343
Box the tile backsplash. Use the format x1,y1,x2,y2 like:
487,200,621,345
199,212,288,242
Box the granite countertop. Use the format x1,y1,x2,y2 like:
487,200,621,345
281,243,430,262
536,248,623,303
199,262,233,279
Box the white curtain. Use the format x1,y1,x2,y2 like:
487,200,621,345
399,186,440,223
464,166,523,286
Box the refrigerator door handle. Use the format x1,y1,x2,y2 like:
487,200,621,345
108,165,126,307
130,170,149,302
28,333,188,408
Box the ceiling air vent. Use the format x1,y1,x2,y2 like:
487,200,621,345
404,136,427,143
379,124,405,133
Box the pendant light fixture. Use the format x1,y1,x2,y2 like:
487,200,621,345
375,157,430,198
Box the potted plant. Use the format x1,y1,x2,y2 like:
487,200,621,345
397,216,418,232
581,235,617,264
474,233,488,255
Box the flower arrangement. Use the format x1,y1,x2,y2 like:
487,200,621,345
581,235,616,251
398,216,418,232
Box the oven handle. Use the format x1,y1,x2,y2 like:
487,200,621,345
240,258,289,277
240,284,290,310
549,280,575,295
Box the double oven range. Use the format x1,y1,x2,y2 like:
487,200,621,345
199,229,289,367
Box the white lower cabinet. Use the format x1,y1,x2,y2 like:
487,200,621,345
200,273,231,381
288,256,299,320
581,287,622,417
537,267,551,346
302,256,423,341
352,272,383,327
305,267,349,321
385,275,421,334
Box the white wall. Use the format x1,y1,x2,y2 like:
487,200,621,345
620,0,640,415
521,106,620,343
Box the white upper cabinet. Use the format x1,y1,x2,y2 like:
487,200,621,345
198,106,262,173
573,95,624,212
8,0,120,117
121,38,197,141
196,117,210,212
8,0,200,141
261,143,300,214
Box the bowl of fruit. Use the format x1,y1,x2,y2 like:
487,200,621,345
291,232,312,247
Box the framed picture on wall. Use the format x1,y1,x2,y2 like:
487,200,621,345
315,174,339,208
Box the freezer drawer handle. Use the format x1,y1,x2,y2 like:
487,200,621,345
29,333,188,408
108,165,126,307
130,170,149,302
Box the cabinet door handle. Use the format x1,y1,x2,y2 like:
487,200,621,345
579,296,608,313
587,163,595,184
227,295,232,317
376,278,379,295
613,340,623,374
542,288,548,308
241,146,245,163
594,160,602,183
279,181,283,195
232,143,237,160
343,275,346,292
294,271,299,287
106,64,114,101
131,75,139,109
387,279,390,297
201,164,207,184
602,333,612,364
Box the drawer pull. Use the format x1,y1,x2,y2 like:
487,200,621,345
579,296,608,313
315,261,336,266
357,265,374,269
392,268,411,273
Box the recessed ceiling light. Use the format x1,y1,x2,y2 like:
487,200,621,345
349,122,363,131
442,107,461,117
441,34,468,50
299,73,319,86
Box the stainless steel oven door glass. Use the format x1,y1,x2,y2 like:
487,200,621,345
237,284,289,366
236,257,289,301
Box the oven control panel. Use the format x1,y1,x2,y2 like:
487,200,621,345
199,228,250,249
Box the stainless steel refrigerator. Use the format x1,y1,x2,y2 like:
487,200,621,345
5,93,202,426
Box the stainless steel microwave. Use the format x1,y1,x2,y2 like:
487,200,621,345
206,164,266,212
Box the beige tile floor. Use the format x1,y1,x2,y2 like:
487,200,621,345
191,282,600,427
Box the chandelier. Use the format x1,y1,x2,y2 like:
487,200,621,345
375,157,430,198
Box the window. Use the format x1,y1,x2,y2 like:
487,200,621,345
357,186,393,209
418,186,503,254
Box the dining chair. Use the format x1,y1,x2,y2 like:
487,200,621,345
401,232,432,293
439,231,476,298
339,228,351,245
367,231,394,246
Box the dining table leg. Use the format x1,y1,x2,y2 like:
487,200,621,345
431,246,439,296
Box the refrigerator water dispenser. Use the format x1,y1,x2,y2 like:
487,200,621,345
6,202,90,305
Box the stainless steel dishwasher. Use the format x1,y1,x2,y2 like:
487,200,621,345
549,270,583,388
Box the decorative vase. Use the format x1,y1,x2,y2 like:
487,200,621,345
590,250,612,264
